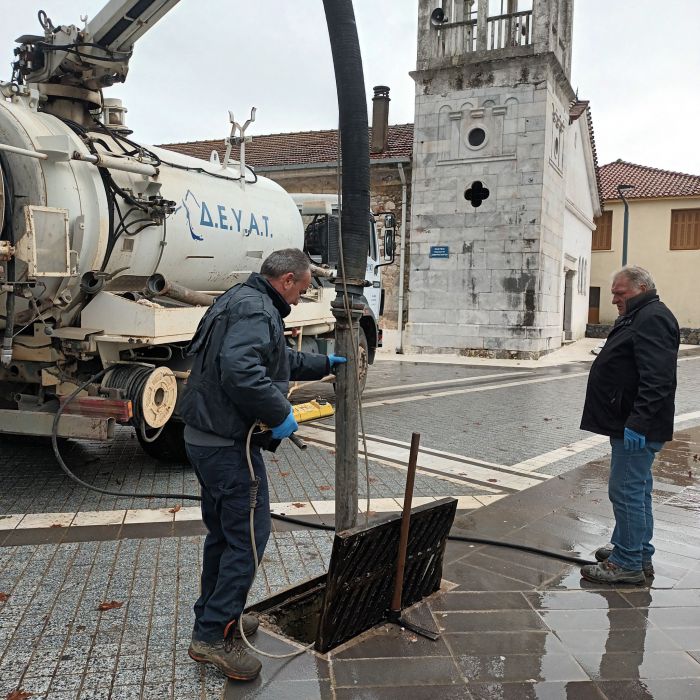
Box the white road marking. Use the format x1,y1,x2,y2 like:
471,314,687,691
513,409,700,472
298,425,550,492
0,496,509,532
361,371,590,408
361,371,532,396
512,435,609,472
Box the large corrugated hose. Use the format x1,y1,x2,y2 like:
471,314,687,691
322,0,370,285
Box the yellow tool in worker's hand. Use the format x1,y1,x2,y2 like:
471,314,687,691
256,399,334,451
292,399,335,424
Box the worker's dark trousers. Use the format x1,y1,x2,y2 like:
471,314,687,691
185,441,271,643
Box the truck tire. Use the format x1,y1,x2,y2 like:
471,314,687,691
334,327,369,395
357,327,369,394
136,420,190,465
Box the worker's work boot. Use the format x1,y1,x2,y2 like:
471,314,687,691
595,544,654,576
580,560,646,586
188,636,261,681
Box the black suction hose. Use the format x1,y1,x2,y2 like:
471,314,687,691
269,513,595,565
322,0,370,283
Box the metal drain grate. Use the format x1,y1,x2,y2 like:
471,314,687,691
315,497,456,652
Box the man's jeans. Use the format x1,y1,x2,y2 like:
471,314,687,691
185,441,271,643
608,437,664,571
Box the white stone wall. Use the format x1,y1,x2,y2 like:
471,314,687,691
406,1,597,358
406,60,566,357
562,116,597,340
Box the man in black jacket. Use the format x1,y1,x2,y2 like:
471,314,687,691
580,266,679,585
179,248,345,679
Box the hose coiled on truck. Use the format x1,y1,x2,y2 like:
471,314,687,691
102,364,176,442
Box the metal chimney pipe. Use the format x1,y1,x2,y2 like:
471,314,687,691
371,86,390,154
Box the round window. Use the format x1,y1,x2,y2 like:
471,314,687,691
467,127,486,148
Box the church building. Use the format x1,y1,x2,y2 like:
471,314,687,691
405,0,600,357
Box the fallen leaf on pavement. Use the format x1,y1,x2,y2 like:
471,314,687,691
50,524,64,528
0,592,9,602
319,485,332,491
6,690,33,699
279,471,290,477
291,503,306,508
488,478,498,483
97,600,123,611
169,504,182,514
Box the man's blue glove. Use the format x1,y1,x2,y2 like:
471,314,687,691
328,354,347,370
623,427,646,451
271,408,298,439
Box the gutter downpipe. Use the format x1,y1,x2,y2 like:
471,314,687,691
396,163,407,354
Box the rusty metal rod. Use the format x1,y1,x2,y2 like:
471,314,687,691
391,431,420,613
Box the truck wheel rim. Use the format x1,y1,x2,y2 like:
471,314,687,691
140,366,177,428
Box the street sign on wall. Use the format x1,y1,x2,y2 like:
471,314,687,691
429,246,449,258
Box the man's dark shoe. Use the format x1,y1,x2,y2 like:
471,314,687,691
188,637,261,681
594,544,654,576
581,560,645,585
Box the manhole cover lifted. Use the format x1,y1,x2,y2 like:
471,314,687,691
251,497,457,653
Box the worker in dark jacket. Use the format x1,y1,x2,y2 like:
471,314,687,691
179,248,345,680
580,265,679,585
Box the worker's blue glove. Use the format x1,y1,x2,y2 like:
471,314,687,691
328,354,347,370
623,427,646,451
271,408,298,439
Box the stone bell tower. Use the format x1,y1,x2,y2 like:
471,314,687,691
406,0,577,358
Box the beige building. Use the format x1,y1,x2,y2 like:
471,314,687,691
590,161,700,339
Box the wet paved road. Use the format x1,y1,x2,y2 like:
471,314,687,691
0,350,699,699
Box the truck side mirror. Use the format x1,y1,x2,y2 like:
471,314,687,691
383,213,396,261
384,228,395,260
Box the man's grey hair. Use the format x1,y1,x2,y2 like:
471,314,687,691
613,265,655,291
260,248,310,280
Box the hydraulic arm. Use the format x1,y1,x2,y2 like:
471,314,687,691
13,0,182,90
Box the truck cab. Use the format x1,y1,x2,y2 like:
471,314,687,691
291,194,393,370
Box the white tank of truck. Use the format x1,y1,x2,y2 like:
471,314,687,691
0,98,304,323
0,2,390,462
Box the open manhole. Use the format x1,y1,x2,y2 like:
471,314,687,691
249,497,457,653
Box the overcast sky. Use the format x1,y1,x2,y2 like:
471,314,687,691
1,1,698,174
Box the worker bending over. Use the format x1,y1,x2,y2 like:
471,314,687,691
180,248,346,680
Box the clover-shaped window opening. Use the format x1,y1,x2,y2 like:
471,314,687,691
464,181,490,208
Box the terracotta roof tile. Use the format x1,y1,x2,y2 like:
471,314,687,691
584,105,603,211
599,160,700,201
159,123,414,168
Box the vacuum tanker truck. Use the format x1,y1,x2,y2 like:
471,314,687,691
0,2,390,460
